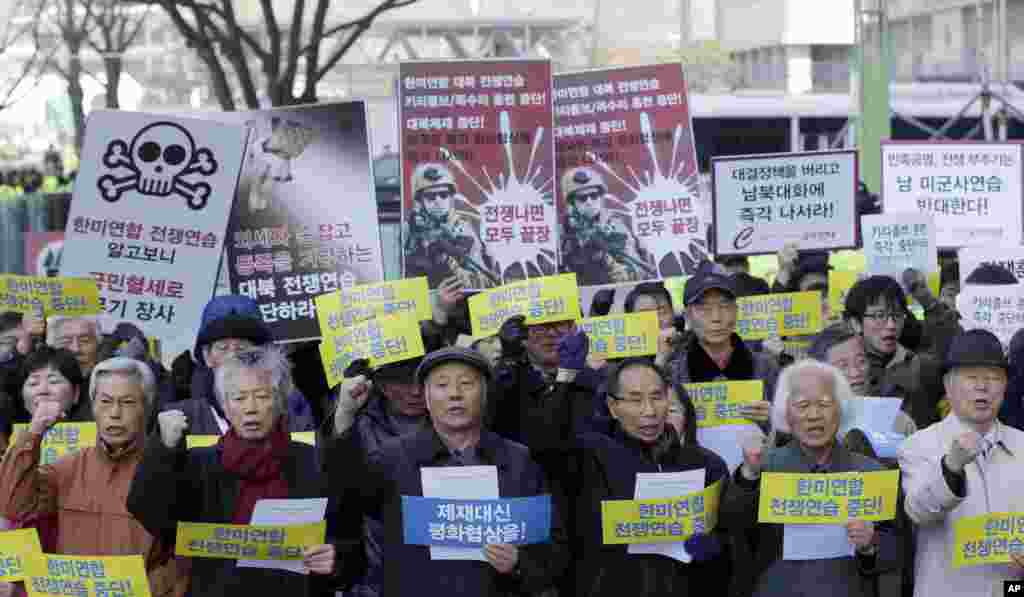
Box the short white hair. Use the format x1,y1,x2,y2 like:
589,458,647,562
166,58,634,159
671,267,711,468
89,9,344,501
90,357,156,411
771,359,853,434
47,316,101,347
213,345,292,417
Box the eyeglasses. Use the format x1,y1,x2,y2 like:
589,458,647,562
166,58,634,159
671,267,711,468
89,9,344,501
862,311,906,323
572,189,603,203
528,322,573,336
609,393,668,408
210,339,256,354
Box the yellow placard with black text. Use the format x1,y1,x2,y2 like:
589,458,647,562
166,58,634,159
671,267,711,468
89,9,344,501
10,423,97,466
175,521,326,560
468,273,580,338
684,380,763,428
578,312,658,359
736,291,823,340
952,512,1024,569
319,310,425,389
0,275,101,317
757,470,899,524
601,480,722,545
314,277,431,333
22,553,151,597
0,528,42,583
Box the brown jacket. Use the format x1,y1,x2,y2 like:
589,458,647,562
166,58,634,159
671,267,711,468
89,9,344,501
0,431,188,597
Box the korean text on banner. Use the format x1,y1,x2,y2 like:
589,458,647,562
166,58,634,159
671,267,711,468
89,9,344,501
206,102,382,342
401,496,552,547
757,470,900,524
959,248,1024,286
175,521,326,560
59,111,249,343
578,312,658,359
881,142,1023,247
711,150,858,256
736,291,823,340
23,554,151,597
319,310,426,388
468,273,580,338
11,423,97,466
0,275,100,317
601,480,722,545
957,283,1024,348
314,277,431,333
0,528,42,583
952,512,1024,569
400,60,558,290
553,64,710,286
862,214,937,288
685,380,764,428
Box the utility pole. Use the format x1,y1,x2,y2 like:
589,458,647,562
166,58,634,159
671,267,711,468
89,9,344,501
857,0,891,194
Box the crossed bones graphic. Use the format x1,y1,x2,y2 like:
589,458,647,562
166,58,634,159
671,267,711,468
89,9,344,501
96,122,219,211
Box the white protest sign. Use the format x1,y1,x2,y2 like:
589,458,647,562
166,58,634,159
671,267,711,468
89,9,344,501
711,150,858,256
881,142,1023,247
957,284,1024,348
862,214,937,289
60,110,249,341
958,248,1024,286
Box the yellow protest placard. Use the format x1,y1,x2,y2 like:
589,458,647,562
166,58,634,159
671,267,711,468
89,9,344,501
578,312,658,359
175,521,326,560
11,423,98,466
0,528,42,583
952,512,1024,569
186,432,317,449
736,291,823,340
663,276,690,313
22,553,151,597
757,470,900,524
684,380,764,428
601,480,722,545
828,270,858,317
0,275,101,317
319,310,425,389
468,273,580,338
315,277,431,334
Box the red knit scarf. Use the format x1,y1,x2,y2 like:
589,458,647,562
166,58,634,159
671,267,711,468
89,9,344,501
218,421,291,524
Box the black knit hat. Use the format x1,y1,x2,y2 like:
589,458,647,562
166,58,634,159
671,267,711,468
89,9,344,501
943,329,1008,375
194,315,272,352
415,346,493,386
965,263,1018,285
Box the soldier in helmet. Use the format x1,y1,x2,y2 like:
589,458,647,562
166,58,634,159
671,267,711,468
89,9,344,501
404,163,499,288
560,166,655,286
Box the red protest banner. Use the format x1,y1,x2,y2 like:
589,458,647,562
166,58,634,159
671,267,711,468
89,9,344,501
399,60,558,290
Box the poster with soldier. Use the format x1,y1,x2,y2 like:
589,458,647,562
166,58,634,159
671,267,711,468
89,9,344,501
399,60,558,290
553,63,709,287
206,102,381,342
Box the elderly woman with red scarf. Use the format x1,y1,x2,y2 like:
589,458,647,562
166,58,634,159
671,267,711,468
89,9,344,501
127,346,363,597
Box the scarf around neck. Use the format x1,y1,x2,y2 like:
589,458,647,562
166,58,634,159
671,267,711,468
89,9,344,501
218,420,291,524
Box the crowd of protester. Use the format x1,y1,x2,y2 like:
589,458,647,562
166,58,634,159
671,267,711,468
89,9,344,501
0,240,1021,597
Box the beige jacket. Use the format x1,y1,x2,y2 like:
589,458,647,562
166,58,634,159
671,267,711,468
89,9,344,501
899,415,1024,597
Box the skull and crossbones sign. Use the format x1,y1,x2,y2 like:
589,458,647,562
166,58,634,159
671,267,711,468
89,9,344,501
96,121,218,210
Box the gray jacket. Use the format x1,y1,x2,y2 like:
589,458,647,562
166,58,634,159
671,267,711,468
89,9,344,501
720,441,902,597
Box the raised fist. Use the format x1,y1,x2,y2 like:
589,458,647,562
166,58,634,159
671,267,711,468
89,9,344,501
158,410,189,449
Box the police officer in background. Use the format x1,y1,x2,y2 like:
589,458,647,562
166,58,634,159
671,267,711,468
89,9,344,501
560,167,655,286
403,163,499,288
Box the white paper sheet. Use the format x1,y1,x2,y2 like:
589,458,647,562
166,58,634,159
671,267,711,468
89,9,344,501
841,397,907,459
627,469,705,563
698,424,764,473
420,465,499,561
782,524,855,560
237,498,329,574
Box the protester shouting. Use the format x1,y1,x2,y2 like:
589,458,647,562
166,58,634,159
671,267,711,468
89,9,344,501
128,346,362,597
0,357,187,597
720,360,901,597
899,330,1024,597
334,346,569,597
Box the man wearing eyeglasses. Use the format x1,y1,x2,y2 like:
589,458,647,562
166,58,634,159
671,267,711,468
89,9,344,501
559,167,655,286
404,163,497,289
666,263,778,429
843,276,946,429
